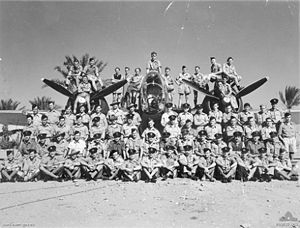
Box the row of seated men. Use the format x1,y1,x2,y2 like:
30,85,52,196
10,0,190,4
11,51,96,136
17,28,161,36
1,126,298,183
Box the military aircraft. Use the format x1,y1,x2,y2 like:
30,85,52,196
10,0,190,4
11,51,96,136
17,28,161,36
183,76,269,114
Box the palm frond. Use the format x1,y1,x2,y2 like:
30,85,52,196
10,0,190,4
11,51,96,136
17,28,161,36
279,91,286,105
279,86,300,110
81,53,90,69
0,99,22,110
41,78,67,89
54,66,68,78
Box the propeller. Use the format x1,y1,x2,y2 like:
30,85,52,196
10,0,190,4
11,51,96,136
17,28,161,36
236,77,269,98
91,79,127,100
41,78,73,97
182,79,220,100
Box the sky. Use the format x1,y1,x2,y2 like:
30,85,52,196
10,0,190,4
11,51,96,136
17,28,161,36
0,0,299,110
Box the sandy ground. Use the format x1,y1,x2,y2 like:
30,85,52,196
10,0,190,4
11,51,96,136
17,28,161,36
0,178,299,228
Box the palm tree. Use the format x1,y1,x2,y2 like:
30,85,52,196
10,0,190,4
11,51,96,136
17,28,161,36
29,96,61,110
0,98,25,110
44,54,108,92
279,86,300,111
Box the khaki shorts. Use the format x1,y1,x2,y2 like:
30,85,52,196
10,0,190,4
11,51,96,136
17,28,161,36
283,137,297,153
178,84,190,95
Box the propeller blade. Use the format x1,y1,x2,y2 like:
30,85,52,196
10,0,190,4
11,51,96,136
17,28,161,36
236,77,269,98
91,80,127,100
42,78,73,97
182,79,220,100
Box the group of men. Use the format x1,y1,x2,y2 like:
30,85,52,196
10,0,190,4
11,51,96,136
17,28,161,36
0,93,298,183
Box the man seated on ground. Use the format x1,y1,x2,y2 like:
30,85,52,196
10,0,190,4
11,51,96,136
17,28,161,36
273,153,294,181
73,75,93,114
119,149,142,182
215,147,237,183
103,150,124,180
81,148,105,181
106,132,126,159
159,145,179,181
36,133,50,159
141,147,161,183
1,150,22,182
235,148,256,182
197,148,216,182
19,130,37,158
211,133,227,157
39,145,64,181
228,131,245,156
64,150,83,181
178,145,200,180
67,131,87,158
22,149,41,182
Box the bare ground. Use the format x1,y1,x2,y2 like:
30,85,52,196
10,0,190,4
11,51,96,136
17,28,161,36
0,178,299,228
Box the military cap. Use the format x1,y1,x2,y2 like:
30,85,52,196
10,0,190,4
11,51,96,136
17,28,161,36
222,147,230,153
270,98,279,105
165,145,176,151
26,114,33,119
181,128,189,135
169,115,176,120
89,147,98,154
162,132,171,138
76,114,82,120
109,115,117,121
110,101,120,106
59,115,65,120
214,133,223,139
244,103,251,108
251,131,261,137
185,119,192,123
258,147,267,154
148,147,157,153
27,148,37,153
111,149,119,154
131,128,138,133
127,103,137,109
182,103,190,109
241,148,249,154
198,130,207,136
165,102,173,108
183,145,193,151
284,112,291,118
41,114,48,120
147,132,156,138
128,149,137,155
53,132,65,139
203,148,211,153
74,130,81,135
48,145,56,152
93,133,102,139
38,133,47,140
233,131,243,137
195,104,203,110
148,118,154,123
113,131,122,138
6,150,14,156
23,130,32,137
126,114,134,120
269,131,278,137
92,116,100,122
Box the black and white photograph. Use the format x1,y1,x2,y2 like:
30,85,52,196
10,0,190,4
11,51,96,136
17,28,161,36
0,0,299,227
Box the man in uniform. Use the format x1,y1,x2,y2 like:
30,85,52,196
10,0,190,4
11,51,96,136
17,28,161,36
251,148,274,182
161,102,177,127
47,101,60,125
23,115,37,137
89,105,108,130
40,145,64,181
107,101,126,125
0,150,22,182
192,66,210,107
269,98,283,126
261,117,276,142
64,150,83,180
54,115,72,141
123,114,138,139
235,148,256,181
36,114,55,138
103,150,124,180
178,145,200,180
222,57,242,91
125,129,143,160
19,130,37,158
126,103,142,127
205,117,222,141
222,104,238,127
228,131,245,156
198,148,216,182
36,133,50,159
81,147,105,181
141,147,161,183
31,104,42,127
246,131,265,156
194,130,211,157
209,103,223,124
88,133,107,158
224,116,244,143
266,131,286,158
244,116,261,142
106,132,126,159
141,118,161,143
193,104,209,132
159,145,179,180
211,133,227,157
72,115,89,140
175,66,192,108
67,131,87,157
106,115,123,140
177,128,195,154
278,112,297,160
255,105,271,127
119,149,142,182
22,149,41,182
178,103,193,128
238,103,254,125
164,115,181,141
142,132,160,157
215,147,237,183
52,132,68,159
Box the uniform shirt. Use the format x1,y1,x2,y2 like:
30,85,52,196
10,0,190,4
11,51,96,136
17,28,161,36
164,124,181,139
19,139,38,156
261,125,277,141
178,112,193,127
160,154,179,169
204,124,222,140
141,127,161,142
161,111,178,127
244,124,261,140
126,137,143,154
225,124,244,138
72,124,89,140
194,113,209,128
107,109,126,125
36,124,55,137
177,137,195,153
41,155,63,169
216,155,236,171
53,139,68,157
88,141,106,157
64,113,76,127
238,111,254,124
123,124,138,138
105,156,124,171
127,111,142,127
228,141,245,155
223,63,238,76
246,140,264,156
222,112,238,125
178,153,199,168
211,140,227,156
255,111,271,126
269,108,283,123
278,122,296,138
147,59,161,72
106,124,123,140
266,139,286,157
142,141,160,155
90,125,106,139
141,155,161,171
32,113,42,126
176,72,192,85
194,139,211,156
23,157,41,173
79,113,90,125
107,140,126,157
209,110,223,123
90,113,108,129
36,142,49,158
54,124,71,140
47,110,60,125
68,139,86,157
23,124,37,137
199,156,215,168
3,158,21,171
78,82,92,93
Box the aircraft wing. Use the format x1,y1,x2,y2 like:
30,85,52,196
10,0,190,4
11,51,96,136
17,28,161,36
236,77,269,98
42,78,73,97
182,79,220,100
91,79,127,100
